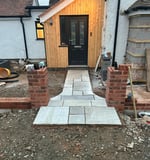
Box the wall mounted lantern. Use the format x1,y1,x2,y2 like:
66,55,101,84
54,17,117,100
50,18,53,25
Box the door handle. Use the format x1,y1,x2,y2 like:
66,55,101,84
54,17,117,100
69,39,76,42
74,45,82,48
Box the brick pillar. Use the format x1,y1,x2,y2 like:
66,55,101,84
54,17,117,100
106,64,129,111
27,67,49,108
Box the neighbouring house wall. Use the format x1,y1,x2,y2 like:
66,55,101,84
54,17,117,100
44,0,104,68
24,10,46,59
125,11,150,82
33,0,38,6
0,11,46,60
0,18,26,59
104,0,137,64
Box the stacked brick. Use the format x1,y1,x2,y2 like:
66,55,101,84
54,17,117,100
27,67,49,108
106,64,129,111
0,97,31,109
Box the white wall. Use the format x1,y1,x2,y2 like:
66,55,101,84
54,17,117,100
104,0,137,64
24,10,46,59
38,0,49,5
0,10,46,60
0,18,26,59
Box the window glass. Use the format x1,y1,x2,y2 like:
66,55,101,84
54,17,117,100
79,21,85,45
35,21,44,40
70,20,77,45
60,16,69,45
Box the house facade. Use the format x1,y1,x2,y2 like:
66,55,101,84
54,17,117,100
41,0,144,68
40,0,105,68
1,0,148,71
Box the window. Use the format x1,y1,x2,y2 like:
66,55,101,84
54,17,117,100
35,21,44,40
60,16,69,45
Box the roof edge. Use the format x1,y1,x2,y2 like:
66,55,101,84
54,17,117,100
26,5,49,9
39,0,74,22
0,15,31,18
125,6,150,14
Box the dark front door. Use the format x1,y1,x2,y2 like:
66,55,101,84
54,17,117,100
68,16,88,65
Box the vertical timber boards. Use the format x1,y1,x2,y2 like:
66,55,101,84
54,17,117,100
146,49,150,91
44,0,104,68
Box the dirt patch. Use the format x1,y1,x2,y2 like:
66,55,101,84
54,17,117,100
0,69,150,160
0,70,66,98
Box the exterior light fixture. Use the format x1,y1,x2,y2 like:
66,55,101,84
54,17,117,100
50,18,53,25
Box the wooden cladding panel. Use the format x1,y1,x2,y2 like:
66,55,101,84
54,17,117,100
45,15,68,68
45,0,104,68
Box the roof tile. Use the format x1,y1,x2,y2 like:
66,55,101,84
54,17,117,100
0,0,33,17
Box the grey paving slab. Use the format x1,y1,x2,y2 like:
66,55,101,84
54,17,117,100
83,90,93,95
93,94,106,100
61,88,72,95
69,106,84,115
74,81,92,91
48,100,64,107
69,115,85,124
64,80,73,85
81,75,90,82
74,78,82,82
91,100,107,107
73,91,83,95
62,95,94,100
85,107,121,125
34,107,69,125
33,107,51,125
64,84,73,88
63,100,92,107
66,71,83,80
51,95,62,101
50,107,69,124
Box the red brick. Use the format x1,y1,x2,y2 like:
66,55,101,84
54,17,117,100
119,64,131,71
0,97,31,109
106,65,129,110
27,67,49,108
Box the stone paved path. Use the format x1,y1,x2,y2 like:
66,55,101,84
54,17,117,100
33,70,121,125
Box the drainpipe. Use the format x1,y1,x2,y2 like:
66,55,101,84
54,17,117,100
112,0,121,66
20,17,29,60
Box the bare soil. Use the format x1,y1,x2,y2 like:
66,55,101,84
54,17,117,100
0,69,150,160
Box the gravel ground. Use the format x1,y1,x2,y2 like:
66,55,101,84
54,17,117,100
0,69,150,160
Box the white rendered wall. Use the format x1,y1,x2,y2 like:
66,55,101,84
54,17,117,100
0,18,26,59
24,10,46,59
0,11,46,59
38,0,49,5
104,0,137,64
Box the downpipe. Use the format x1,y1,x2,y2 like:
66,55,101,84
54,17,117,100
20,17,29,60
112,0,121,66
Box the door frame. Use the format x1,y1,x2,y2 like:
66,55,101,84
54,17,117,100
60,15,89,66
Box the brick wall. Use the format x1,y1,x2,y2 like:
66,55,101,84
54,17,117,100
106,64,129,111
0,97,31,109
125,98,150,110
27,67,49,108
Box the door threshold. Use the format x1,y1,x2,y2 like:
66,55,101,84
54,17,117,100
67,65,88,69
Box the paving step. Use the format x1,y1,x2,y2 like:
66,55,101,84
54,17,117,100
61,95,95,100
33,106,121,125
33,70,121,126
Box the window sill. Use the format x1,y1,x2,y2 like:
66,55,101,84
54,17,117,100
36,38,45,40
59,45,68,47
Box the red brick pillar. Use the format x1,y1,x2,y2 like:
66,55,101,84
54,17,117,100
27,67,49,108
106,64,129,111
